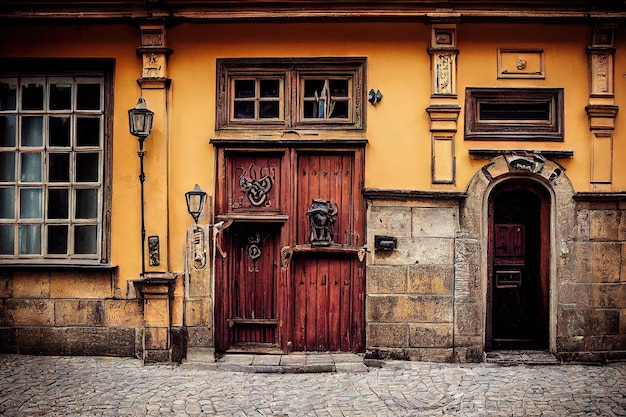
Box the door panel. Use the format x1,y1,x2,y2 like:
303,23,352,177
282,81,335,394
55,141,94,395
293,152,364,352
488,182,549,350
222,223,280,350
214,147,365,353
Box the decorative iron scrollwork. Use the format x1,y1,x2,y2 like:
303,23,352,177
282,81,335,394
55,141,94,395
307,199,338,247
237,164,274,207
247,234,262,261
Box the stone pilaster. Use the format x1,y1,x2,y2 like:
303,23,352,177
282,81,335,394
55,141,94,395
133,276,176,363
586,24,619,190
427,22,459,185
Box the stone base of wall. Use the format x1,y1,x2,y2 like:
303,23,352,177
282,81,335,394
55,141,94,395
559,351,626,364
365,347,455,362
0,326,139,357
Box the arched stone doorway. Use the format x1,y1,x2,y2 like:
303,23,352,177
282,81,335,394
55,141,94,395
456,153,576,360
486,179,550,350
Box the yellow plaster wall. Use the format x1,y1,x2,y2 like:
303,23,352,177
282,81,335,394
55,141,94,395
1,20,623,283
456,23,595,191
166,22,432,272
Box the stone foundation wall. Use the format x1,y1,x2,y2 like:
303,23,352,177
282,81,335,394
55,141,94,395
557,198,626,362
0,270,142,358
366,198,460,362
365,158,626,364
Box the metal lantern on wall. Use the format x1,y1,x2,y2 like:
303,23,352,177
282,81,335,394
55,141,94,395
186,184,207,224
128,95,154,277
128,96,154,138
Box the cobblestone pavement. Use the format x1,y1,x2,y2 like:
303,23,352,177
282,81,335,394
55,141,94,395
0,354,625,417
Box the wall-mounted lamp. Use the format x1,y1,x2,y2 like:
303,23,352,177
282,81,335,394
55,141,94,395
185,184,207,225
368,89,383,105
128,95,154,277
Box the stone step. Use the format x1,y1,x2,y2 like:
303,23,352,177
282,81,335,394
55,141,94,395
485,350,560,366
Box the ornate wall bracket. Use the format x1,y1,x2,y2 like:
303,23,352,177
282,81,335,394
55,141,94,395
279,244,366,269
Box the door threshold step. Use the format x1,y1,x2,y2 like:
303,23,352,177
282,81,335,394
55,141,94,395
485,350,560,366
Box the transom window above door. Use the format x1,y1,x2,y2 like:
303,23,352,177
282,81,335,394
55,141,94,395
217,58,365,130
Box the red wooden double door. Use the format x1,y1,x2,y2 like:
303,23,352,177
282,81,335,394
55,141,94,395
214,144,365,353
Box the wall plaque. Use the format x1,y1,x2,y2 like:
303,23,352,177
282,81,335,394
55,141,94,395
498,49,545,79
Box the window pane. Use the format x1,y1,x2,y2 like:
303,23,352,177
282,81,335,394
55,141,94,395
18,224,41,255
49,153,70,182
19,187,42,219
259,101,279,119
76,83,101,110
0,152,15,182
0,115,16,147
75,153,99,182
47,225,68,254
329,80,349,97
330,101,348,119
0,225,14,254
0,187,15,219
234,80,255,98
74,225,97,254
76,117,100,147
49,82,72,110
48,188,69,219
21,80,44,111
49,116,70,147
75,188,98,219
479,102,551,121
304,80,326,97
260,80,279,98
0,79,17,111
303,101,318,119
21,116,44,147
21,152,42,182
234,101,254,119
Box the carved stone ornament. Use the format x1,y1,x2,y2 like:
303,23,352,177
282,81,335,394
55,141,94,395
435,53,454,95
237,165,274,208
592,54,609,94
505,153,546,174
307,199,338,247
142,53,165,79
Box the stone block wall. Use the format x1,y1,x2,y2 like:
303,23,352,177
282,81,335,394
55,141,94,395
366,198,459,362
0,270,142,357
557,198,626,362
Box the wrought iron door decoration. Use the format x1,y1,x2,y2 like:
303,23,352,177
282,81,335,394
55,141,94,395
307,199,338,246
247,234,263,261
236,164,275,208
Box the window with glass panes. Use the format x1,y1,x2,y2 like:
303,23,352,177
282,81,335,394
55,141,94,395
216,58,365,130
0,75,105,260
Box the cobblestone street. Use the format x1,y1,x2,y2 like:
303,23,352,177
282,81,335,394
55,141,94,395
1,355,625,416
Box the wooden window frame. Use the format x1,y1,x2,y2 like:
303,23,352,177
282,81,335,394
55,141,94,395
464,88,564,141
216,58,365,131
0,58,113,265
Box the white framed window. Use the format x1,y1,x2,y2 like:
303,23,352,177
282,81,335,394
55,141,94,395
0,61,111,264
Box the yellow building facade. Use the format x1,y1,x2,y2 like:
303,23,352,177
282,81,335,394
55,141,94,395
0,1,624,363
